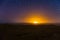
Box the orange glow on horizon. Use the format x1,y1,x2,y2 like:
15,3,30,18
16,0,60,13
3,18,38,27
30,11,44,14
15,11,50,23
25,15,48,24
23,11,49,24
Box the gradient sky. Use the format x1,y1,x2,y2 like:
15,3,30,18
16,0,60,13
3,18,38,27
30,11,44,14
0,0,60,23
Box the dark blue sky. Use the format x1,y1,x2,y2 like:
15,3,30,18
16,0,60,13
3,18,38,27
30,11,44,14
0,0,60,23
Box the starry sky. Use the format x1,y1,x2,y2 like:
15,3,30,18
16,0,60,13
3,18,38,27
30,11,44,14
0,0,60,23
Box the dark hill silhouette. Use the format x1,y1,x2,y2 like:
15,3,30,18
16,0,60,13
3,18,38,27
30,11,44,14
0,23,60,40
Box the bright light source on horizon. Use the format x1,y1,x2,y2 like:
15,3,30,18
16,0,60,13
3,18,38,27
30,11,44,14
19,14,49,24
33,21,39,24
25,16,48,24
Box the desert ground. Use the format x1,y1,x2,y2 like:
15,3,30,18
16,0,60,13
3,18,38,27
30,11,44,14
0,23,60,40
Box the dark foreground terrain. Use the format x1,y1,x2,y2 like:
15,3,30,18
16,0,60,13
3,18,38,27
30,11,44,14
0,23,60,40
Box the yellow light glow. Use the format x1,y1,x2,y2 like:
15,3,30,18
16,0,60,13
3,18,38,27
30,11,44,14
34,21,38,23
24,13,49,24
25,16,48,24
33,21,39,24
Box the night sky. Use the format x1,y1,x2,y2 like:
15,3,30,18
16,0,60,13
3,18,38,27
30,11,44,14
0,0,60,23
